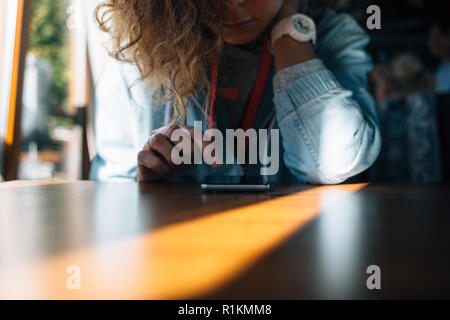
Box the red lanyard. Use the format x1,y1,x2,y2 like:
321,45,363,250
209,32,272,129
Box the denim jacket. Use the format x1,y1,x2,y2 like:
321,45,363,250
90,10,381,184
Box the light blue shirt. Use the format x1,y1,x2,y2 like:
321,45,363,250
90,10,381,185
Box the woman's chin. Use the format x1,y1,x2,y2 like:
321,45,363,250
224,33,262,46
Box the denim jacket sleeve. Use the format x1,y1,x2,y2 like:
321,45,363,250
272,12,381,184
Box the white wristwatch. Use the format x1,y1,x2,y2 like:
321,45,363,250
271,13,317,50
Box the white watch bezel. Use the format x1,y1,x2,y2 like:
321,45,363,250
271,13,317,51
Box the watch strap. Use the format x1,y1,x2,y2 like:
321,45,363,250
270,14,316,52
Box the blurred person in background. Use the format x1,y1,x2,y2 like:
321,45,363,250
370,53,442,183
429,10,450,94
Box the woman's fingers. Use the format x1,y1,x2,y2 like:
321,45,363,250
148,124,197,169
138,123,222,183
137,150,170,175
176,125,223,169
147,133,177,168
161,123,181,139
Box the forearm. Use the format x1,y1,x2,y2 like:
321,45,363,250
275,83,381,184
273,36,317,72
271,0,316,72
272,47,381,184
269,7,382,184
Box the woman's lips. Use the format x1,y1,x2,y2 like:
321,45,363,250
223,19,255,31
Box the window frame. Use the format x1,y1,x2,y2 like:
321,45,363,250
0,0,33,181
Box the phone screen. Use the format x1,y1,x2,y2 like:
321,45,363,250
201,176,270,192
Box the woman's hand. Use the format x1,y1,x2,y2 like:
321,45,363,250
136,124,221,183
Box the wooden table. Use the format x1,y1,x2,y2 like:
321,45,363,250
1,181,449,299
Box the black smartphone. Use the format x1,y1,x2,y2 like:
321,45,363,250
201,176,271,192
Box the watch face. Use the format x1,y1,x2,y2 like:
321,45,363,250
292,16,311,34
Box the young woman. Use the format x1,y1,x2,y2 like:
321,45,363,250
91,0,381,184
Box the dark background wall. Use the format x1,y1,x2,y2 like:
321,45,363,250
338,0,441,67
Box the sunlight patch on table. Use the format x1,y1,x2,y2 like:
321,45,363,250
0,184,367,299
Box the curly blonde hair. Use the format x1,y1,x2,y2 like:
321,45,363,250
96,0,225,122
96,0,335,122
